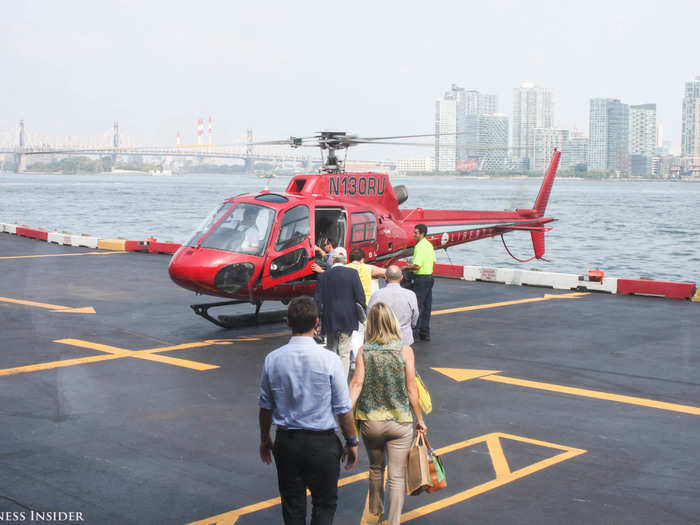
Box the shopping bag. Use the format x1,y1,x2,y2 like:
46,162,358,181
424,435,447,493
416,374,432,414
406,432,432,495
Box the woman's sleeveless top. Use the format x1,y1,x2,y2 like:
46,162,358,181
355,339,412,422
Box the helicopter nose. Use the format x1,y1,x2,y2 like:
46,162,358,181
168,248,257,295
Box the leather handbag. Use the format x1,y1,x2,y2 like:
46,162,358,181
424,434,447,493
406,432,432,495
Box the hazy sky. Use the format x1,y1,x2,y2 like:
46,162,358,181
1,0,697,157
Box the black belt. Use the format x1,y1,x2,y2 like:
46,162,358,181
414,274,433,278
277,428,336,435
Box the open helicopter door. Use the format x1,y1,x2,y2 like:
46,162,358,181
260,204,314,289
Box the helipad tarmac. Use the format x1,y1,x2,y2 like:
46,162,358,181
1,233,698,524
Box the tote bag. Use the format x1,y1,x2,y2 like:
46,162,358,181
406,432,432,495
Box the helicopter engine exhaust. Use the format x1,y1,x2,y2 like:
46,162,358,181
393,185,408,205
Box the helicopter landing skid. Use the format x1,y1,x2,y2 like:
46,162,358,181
190,300,286,329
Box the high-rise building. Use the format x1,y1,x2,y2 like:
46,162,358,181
512,83,553,168
532,128,568,172
477,114,509,171
562,133,588,171
695,99,700,158
588,98,629,173
629,103,656,175
435,85,497,171
435,95,457,171
396,157,435,173
681,76,700,158
463,90,498,160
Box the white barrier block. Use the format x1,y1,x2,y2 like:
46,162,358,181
463,265,618,294
462,266,481,281
576,277,618,294
71,235,98,249
518,270,580,290
496,268,519,285
2,223,17,234
48,232,73,245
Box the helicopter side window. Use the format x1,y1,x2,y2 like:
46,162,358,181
184,202,234,247
275,205,310,251
350,212,377,245
200,203,275,257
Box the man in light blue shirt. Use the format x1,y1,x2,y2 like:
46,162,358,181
259,296,358,525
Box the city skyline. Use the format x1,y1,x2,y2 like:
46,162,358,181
1,1,698,159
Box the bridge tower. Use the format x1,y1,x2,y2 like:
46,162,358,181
112,121,120,169
245,128,254,172
15,120,27,173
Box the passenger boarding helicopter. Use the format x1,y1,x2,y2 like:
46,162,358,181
168,131,561,327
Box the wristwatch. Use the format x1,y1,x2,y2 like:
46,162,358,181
345,435,359,447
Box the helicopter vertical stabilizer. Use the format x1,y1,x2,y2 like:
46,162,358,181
533,149,561,217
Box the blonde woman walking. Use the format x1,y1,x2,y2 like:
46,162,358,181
349,302,427,525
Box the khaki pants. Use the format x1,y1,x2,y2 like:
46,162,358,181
360,420,413,525
326,331,352,378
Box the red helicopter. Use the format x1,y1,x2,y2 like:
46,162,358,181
168,131,561,327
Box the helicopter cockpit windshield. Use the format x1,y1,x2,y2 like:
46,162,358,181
198,203,275,257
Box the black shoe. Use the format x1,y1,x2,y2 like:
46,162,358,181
419,334,430,341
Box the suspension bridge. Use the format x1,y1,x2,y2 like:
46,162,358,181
0,121,313,172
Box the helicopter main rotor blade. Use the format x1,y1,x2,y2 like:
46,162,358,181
344,140,433,146
349,132,468,141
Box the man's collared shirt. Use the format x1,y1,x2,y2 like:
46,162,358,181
413,237,436,275
368,283,419,345
258,336,352,430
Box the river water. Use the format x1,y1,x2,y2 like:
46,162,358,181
2,172,699,284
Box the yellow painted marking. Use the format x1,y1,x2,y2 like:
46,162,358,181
0,354,123,377
431,368,502,381
0,336,272,377
432,368,700,416
486,434,511,478
432,292,589,316
0,296,96,314
399,433,585,523
0,251,124,260
483,374,700,416
187,432,585,525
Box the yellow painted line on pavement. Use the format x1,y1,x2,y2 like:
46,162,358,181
400,433,585,523
0,251,124,260
187,432,585,525
432,368,700,416
0,336,271,377
0,296,96,314
482,374,700,416
0,354,125,377
431,292,589,316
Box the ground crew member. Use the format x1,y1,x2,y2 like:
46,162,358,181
407,223,435,341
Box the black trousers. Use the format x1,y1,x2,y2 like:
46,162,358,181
273,429,343,525
413,275,434,337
